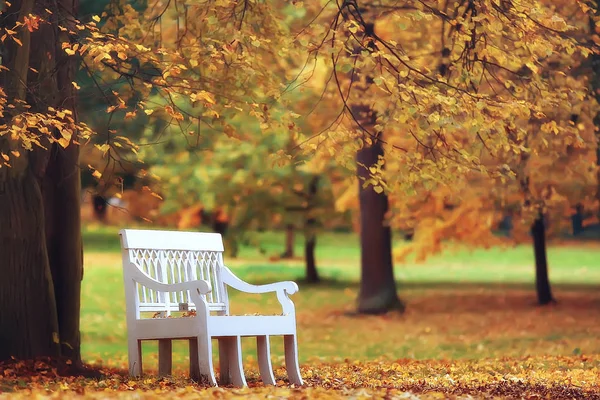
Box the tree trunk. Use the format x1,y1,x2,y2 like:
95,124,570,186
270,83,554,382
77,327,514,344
0,171,61,360
92,195,108,222
304,177,319,283
42,0,83,363
0,0,83,362
43,149,83,361
304,233,319,283
281,224,295,258
356,140,403,314
590,2,600,220
531,212,554,305
571,204,584,236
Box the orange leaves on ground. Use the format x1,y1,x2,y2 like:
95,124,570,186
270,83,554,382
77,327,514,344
1,355,599,399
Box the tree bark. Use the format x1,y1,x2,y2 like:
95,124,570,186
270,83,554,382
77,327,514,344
43,144,83,361
42,0,83,363
304,233,318,283
304,177,319,283
92,195,108,222
281,224,295,258
531,212,554,305
0,0,83,362
356,140,403,314
0,0,61,361
590,1,600,219
0,171,61,360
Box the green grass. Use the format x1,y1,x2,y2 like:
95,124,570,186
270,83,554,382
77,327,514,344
80,224,600,374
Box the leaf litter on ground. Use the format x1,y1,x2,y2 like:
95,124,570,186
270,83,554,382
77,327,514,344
1,354,599,399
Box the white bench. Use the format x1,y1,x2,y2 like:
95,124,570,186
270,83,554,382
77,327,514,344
119,229,303,387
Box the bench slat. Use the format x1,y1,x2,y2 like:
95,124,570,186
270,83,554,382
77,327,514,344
120,229,224,252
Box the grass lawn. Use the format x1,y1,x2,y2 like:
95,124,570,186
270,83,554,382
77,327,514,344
80,224,600,377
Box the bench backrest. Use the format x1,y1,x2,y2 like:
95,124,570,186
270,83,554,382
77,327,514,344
120,229,229,317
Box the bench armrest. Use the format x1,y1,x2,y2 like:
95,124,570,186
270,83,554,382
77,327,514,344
221,266,298,315
127,262,212,294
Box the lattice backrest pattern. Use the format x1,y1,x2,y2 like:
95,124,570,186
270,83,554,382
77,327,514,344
120,229,228,317
128,248,226,314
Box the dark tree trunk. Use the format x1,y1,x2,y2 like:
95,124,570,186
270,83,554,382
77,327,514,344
43,146,83,361
0,0,83,362
281,224,295,259
571,204,584,236
531,212,554,305
304,234,318,283
0,0,61,361
304,177,319,283
589,3,600,219
92,195,108,222
596,144,600,219
0,171,61,360
42,0,83,363
356,140,403,314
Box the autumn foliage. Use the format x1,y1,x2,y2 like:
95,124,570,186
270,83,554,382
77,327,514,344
2,355,600,399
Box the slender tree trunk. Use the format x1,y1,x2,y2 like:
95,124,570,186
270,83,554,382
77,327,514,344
92,195,108,222
304,233,318,283
281,224,295,258
356,140,403,314
304,177,319,283
531,212,554,305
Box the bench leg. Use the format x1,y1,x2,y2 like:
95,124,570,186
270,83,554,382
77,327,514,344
158,339,172,377
128,338,143,377
257,335,275,385
218,338,231,385
228,336,246,387
189,335,217,386
284,334,303,385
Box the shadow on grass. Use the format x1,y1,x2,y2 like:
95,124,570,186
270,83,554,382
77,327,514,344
282,278,600,315
247,274,600,292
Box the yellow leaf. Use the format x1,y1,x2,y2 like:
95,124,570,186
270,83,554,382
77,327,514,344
95,143,110,153
72,81,80,90
92,170,102,179
57,129,72,148
196,90,216,104
92,15,101,22
57,137,70,147
52,332,59,344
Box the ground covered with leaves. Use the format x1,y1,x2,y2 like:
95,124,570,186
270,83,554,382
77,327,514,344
1,355,600,398
3,234,599,398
